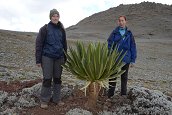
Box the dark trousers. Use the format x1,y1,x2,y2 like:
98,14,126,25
40,56,64,103
108,63,130,97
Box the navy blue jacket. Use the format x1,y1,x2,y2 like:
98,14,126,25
35,21,67,64
107,26,137,64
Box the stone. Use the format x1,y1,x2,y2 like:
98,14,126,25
128,86,172,114
61,85,74,99
66,108,93,115
7,95,18,106
14,96,38,107
0,107,17,115
0,91,8,106
0,67,6,73
21,83,42,97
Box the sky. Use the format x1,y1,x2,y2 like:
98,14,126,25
0,0,171,32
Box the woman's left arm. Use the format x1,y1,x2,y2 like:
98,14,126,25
130,33,137,64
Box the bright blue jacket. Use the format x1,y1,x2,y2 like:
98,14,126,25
107,26,137,64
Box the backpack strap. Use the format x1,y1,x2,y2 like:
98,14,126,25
44,24,48,36
41,24,48,48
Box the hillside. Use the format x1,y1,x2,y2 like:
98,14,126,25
66,2,172,40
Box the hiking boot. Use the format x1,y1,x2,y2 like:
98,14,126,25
40,102,48,109
50,97,64,106
58,101,65,106
50,98,58,105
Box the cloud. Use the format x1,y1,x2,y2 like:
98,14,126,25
0,0,171,32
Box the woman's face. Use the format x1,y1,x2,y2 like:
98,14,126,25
118,17,127,28
51,14,60,24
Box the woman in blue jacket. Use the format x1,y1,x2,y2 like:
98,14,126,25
107,16,137,98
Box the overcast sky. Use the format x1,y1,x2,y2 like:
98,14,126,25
0,0,171,32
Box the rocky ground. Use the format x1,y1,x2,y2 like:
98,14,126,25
0,29,172,115
0,34,172,114
0,80,172,115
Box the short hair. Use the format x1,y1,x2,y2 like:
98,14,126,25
118,16,127,21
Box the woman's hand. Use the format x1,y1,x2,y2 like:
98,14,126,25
36,63,42,68
130,63,135,68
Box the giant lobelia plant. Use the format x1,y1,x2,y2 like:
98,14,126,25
63,41,126,108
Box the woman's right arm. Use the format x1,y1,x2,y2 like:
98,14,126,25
107,30,115,50
35,26,46,65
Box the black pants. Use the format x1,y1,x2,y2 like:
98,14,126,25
108,63,130,97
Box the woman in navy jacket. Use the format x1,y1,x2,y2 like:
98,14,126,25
35,9,67,109
107,16,137,98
